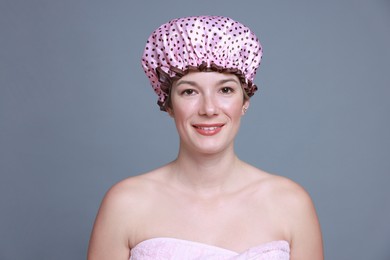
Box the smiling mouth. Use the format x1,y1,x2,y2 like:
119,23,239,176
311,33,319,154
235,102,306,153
194,126,219,131
192,124,224,136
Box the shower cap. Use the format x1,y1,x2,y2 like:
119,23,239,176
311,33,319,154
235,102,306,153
141,15,263,111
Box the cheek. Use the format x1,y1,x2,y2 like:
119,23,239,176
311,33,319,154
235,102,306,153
172,97,198,116
171,102,194,124
220,99,244,117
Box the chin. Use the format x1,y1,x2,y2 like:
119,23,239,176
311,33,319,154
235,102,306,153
192,141,233,155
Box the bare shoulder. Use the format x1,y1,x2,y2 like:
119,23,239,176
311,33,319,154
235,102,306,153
250,168,323,259
263,173,313,209
100,166,169,215
104,172,157,203
88,166,169,259
243,165,314,211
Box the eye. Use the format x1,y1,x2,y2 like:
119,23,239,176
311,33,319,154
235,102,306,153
220,87,234,94
181,89,196,96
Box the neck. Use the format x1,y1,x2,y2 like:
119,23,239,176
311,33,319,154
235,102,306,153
170,145,243,196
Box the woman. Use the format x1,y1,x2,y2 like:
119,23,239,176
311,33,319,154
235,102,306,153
88,16,323,259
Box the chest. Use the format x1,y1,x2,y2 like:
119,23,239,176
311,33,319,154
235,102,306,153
132,193,285,251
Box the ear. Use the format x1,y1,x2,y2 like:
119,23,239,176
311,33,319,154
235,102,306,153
166,107,175,118
242,100,250,115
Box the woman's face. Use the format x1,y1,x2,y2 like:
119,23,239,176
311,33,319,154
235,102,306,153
169,71,249,155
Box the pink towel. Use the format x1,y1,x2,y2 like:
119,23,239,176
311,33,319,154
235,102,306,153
130,237,290,259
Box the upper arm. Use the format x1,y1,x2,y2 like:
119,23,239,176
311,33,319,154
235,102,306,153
287,185,323,260
87,184,133,260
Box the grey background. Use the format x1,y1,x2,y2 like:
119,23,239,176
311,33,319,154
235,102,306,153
1,0,389,259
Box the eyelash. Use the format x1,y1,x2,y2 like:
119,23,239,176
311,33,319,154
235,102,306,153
220,87,234,94
179,87,235,96
180,89,196,96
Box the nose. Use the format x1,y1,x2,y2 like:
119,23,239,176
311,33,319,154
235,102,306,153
199,92,219,116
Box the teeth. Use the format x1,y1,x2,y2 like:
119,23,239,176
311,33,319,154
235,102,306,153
197,126,218,131
202,127,217,130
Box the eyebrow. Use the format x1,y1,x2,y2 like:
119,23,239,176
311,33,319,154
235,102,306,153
218,78,240,85
175,80,198,87
175,78,240,87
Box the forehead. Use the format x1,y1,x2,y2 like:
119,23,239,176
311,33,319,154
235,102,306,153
175,72,240,86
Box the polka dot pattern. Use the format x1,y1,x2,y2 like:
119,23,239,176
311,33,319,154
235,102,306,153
141,16,263,111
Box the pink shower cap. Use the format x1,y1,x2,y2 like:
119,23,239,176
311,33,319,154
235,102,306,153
141,15,263,111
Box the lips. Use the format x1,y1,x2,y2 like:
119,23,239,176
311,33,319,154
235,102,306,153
192,123,224,136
